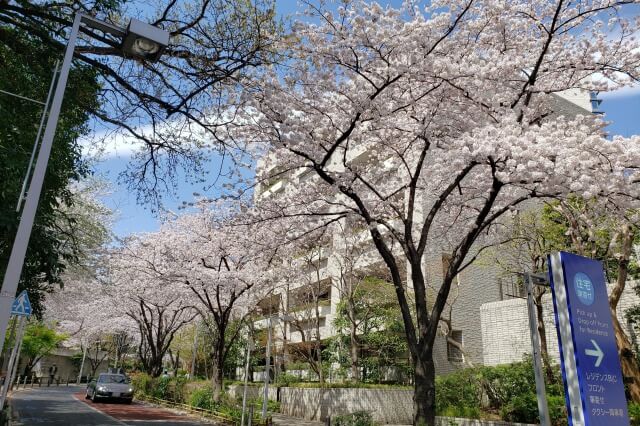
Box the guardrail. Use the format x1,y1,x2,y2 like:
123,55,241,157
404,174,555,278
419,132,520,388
10,375,78,389
135,394,272,426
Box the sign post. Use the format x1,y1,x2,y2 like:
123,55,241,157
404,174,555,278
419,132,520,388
0,291,32,408
549,252,630,426
524,273,552,426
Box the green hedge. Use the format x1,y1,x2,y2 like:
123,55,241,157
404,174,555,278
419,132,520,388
133,373,278,424
333,411,376,426
435,358,567,425
629,402,640,426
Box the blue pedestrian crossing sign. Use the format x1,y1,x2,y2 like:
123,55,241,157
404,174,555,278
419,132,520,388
11,291,32,316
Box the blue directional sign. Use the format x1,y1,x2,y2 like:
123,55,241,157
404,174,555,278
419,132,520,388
10,290,32,317
549,252,629,426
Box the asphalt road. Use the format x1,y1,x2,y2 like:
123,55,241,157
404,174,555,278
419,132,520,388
9,385,209,425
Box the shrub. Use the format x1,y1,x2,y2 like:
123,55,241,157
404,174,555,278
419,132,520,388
438,405,481,419
436,368,483,411
275,373,301,386
131,372,154,396
152,376,171,399
629,402,640,426
333,411,376,426
500,393,539,424
480,359,537,409
547,395,567,426
189,387,215,411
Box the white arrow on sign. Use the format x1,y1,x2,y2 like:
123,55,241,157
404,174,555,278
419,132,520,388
585,339,604,367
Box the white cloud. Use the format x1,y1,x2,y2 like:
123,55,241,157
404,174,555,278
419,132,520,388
600,85,640,99
80,126,149,160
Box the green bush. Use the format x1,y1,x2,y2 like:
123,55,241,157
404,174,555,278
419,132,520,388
434,357,569,424
436,368,483,412
131,372,154,396
480,360,537,409
152,377,170,399
189,387,215,411
629,402,640,426
438,405,481,419
547,395,567,426
333,411,376,426
500,393,539,424
251,398,281,413
275,373,301,386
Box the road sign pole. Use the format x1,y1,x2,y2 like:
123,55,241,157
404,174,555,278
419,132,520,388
7,317,26,394
0,316,26,408
524,273,552,426
1,317,18,376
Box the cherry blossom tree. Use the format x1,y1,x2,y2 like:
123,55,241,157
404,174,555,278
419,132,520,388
44,269,132,378
106,234,197,377
280,230,332,383
0,0,281,204
237,1,640,423
155,203,282,400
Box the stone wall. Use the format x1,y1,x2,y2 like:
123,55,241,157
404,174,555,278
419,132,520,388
227,384,278,402
278,386,414,424
228,384,539,425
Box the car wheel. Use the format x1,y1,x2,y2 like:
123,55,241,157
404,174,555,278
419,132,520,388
124,398,133,404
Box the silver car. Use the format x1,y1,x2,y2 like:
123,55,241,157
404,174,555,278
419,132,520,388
85,373,134,403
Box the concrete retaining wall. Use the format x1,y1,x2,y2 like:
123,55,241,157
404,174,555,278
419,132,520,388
279,387,414,424
229,384,539,425
227,384,278,401
434,417,536,426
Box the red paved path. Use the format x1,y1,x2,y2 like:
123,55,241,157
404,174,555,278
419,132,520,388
73,392,196,422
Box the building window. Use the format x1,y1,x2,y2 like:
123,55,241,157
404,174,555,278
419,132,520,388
447,330,464,363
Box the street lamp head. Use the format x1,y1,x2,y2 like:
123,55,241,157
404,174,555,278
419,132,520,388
121,19,169,62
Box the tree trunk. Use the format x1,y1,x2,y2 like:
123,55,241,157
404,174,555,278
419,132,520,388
348,301,360,381
211,360,224,402
534,289,555,384
612,315,640,402
413,355,436,426
350,326,360,381
151,358,164,377
211,337,225,402
609,225,640,403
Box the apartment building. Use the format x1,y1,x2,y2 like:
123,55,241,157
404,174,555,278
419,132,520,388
251,90,620,379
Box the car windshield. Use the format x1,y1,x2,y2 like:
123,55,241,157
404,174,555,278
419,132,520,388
98,374,128,384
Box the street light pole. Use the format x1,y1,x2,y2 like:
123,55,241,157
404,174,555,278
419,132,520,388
0,13,169,356
0,13,82,356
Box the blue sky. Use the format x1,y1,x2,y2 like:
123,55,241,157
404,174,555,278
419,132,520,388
91,1,640,238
